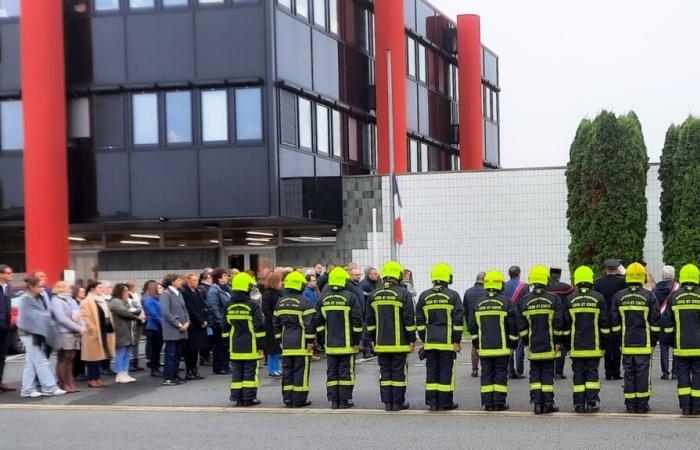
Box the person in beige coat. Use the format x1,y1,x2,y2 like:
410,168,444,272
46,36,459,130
80,280,115,388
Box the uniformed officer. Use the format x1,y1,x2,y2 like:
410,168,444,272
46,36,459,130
593,259,627,380
468,270,518,411
272,271,317,408
316,267,363,409
416,263,464,411
516,265,564,414
366,260,416,411
563,266,610,413
662,264,700,416
549,267,574,380
225,272,266,407
610,262,661,414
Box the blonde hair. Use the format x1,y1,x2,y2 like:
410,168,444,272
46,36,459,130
53,281,71,295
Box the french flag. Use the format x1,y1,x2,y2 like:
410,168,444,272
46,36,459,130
660,282,680,314
392,174,403,246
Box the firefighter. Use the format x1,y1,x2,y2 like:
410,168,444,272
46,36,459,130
316,267,363,409
225,272,265,407
516,265,563,414
468,270,518,411
272,271,317,408
416,263,464,411
610,262,661,414
366,260,416,411
563,266,610,413
662,263,700,416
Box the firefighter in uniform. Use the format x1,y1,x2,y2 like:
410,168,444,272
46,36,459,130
468,270,518,411
662,264,700,416
610,262,661,414
272,271,316,408
516,265,563,414
416,263,464,411
316,267,363,409
225,272,266,407
366,260,416,411
563,266,610,413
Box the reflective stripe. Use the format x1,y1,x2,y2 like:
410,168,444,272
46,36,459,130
303,308,316,316
416,325,426,331
622,346,652,356
529,382,542,391
573,384,585,393
481,385,494,393
453,325,464,331
222,332,230,338
282,385,294,391
508,334,519,341
380,380,407,387
649,325,660,332
426,383,453,392
255,331,266,338
553,330,564,336
678,387,691,396
693,390,700,398
673,349,700,357
305,334,316,339
424,343,456,351
585,381,601,390
493,384,507,393
600,328,611,335
636,391,651,398
624,392,637,399
274,333,282,339
663,327,675,333
405,325,417,331
562,330,571,336
570,349,603,358
281,348,311,356
478,348,512,357
366,325,377,331
374,344,411,353
519,329,529,337
352,327,364,333
529,351,558,360
541,384,554,393
612,326,622,332
316,325,325,332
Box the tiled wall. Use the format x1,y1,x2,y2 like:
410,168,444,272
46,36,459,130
345,165,664,297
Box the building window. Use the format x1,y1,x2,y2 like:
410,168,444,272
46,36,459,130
420,142,428,172
163,0,188,6
329,0,338,34
235,87,262,141
316,104,329,155
94,0,120,11
418,43,426,83
0,100,23,151
132,93,159,145
165,91,192,144
407,37,416,78
296,0,308,19
69,98,91,139
409,139,418,173
0,0,20,17
279,89,297,147
313,0,326,29
201,90,228,143
277,0,292,9
452,154,460,171
298,97,312,150
331,109,342,158
199,0,224,4
129,0,154,9
348,117,358,161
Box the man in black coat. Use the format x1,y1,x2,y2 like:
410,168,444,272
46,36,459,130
593,259,627,380
463,272,486,377
549,268,574,380
181,273,210,380
316,263,334,292
0,264,15,392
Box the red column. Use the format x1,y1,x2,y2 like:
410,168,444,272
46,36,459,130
457,14,484,170
374,0,407,174
20,1,69,283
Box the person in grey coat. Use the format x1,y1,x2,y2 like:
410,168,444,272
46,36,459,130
160,274,190,385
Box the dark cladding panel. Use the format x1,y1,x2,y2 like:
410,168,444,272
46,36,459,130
130,150,199,219
0,24,20,90
0,156,23,220
312,30,340,99
96,152,131,219
126,13,195,83
94,94,124,149
276,10,312,89
198,147,270,217
195,8,266,80
91,16,127,84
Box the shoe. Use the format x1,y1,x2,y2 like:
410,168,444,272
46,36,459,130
471,369,479,378
64,384,81,393
440,403,459,411
174,377,187,384
285,402,293,408
544,402,559,414
186,372,198,381
295,401,312,408
484,405,494,412
339,400,353,409
115,373,127,384
21,391,43,398
509,373,525,380
384,403,392,411
692,410,700,416
233,401,243,407
682,409,692,416
162,379,179,386
534,404,544,415
331,402,340,409
493,404,509,411
125,374,137,383
48,388,67,396
87,380,100,388
626,406,637,414
575,405,586,413
199,357,212,367
392,403,409,411
637,405,649,414
150,371,163,377
0,383,16,392
249,399,261,406
660,374,669,380
429,405,439,412
586,401,600,413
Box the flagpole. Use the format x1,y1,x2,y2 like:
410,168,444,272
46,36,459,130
387,48,396,261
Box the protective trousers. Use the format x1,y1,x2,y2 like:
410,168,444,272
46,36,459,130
571,357,601,406
230,360,259,403
529,360,555,405
326,354,355,403
378,353,408,406
425,350,456,409
282,355,310,407
604,333,622,379
675,357,700,412
623,355,651,410
480,356,509,408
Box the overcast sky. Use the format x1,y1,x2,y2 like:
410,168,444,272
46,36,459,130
431,0,700,168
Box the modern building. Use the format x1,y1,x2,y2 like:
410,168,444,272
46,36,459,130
0,0,500,281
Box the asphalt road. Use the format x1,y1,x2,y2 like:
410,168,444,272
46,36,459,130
0,342,687,414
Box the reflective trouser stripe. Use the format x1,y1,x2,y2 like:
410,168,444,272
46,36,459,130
380,380,408,387
625,391,651,398
541,384,554,393
529,382,542,391
481,385,494,393
678,387,691,396
573,384,586,393
231,381,258,389
585,381,601,390
426,383,453,392
494,384,508,393
694,390,700,397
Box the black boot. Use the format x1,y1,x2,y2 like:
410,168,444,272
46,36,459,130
575,405,586,413
533,403,544,415
493,404,509,411
331,402,340,409
429,405,439,412
384,403,392,412
544,402,559,414
586,401,599,413
440,403,459,411
682,409,692,416
339,400,353,409
392,403,409,411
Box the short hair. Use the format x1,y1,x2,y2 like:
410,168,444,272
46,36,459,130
0,264,11,274
162,274,182,288
53,281,71,295
112,283,129,299
508,266,521,278
211,267,227,284
306,274,316,282
142,280,158,294
86,279,100,293
661,265,675,281
24,276,41,288
476,272,486,282
263,272,282,290
183,272,197,281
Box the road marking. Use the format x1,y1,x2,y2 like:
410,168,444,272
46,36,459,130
0,403,690,420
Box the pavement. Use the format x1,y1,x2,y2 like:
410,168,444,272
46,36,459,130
1,343,699,449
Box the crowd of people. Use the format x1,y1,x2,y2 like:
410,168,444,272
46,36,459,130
0,258,698,416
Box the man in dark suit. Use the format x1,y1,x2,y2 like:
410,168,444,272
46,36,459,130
548,267,574,379
0,264,16,392
504,266,530,379
463,272,486,377
593,259,627,380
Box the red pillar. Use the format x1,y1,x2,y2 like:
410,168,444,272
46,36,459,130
375,0,407,174
457,14,484,170
20,1,69,283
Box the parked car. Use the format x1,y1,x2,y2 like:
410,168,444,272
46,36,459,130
9,290,25,354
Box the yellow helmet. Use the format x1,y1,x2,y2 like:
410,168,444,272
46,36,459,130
381,260,403,281
231,272,256,293
625,262,646,284
679,264,700,285
328,267,350,289
574,266,594,286
484,270,504,291
284,271,307,292
528,265,549,286
431,263,453,284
